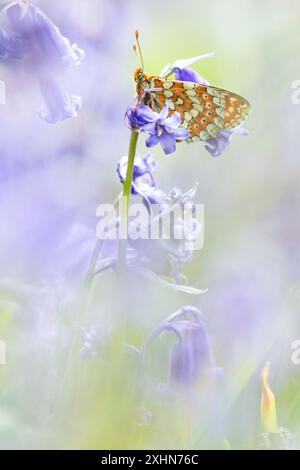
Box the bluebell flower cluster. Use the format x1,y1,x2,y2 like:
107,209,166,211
0,1,84,123
0,3,261,450
126,102,190,155
97,154,204,293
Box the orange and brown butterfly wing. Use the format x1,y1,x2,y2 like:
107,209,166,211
145,77,250,142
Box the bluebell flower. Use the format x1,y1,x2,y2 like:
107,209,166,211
205,127,249,157
173,66,208,85
125,104,156,131
125,102,189,154
117,154,167,204
143,306,221,388
95,185,205,294
140,103,190,155
6,2,85,69
168,320,214,386
0,26,12,59
39,76,82,124
0,26,22,59
160,53,215,85
4,1,84,123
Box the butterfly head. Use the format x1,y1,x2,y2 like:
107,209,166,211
133,66,144,82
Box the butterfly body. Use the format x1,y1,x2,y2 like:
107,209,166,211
134,68,250,142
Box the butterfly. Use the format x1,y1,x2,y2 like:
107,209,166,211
133,32,250,142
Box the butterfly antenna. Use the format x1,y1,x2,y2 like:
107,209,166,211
133,30,144,72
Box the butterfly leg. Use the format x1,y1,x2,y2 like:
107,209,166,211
145,88,163,113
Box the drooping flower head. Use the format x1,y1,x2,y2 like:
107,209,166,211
117,154,166,204
0,26,22,59
1,0,84,123
143,306,221,389
168,320,213,386
39,76,82,124
6,1,85,69
205,126,249,157
125,103,156,131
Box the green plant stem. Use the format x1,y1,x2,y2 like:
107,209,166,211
57,133,139,420
118,130,139,268
85,192,122,288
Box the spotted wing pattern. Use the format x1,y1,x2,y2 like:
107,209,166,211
144,77,250,142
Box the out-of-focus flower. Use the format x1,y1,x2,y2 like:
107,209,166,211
6,2,85,69
39,76,82,124
95,185,204,294
261,362,277,434
205,127,249,157
0,26,22,59
117,153,156,194
143,306,221,388
117,154,167,205
168,320,215,386
160,53,215,85
3,1,84,123
0,25,12,58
